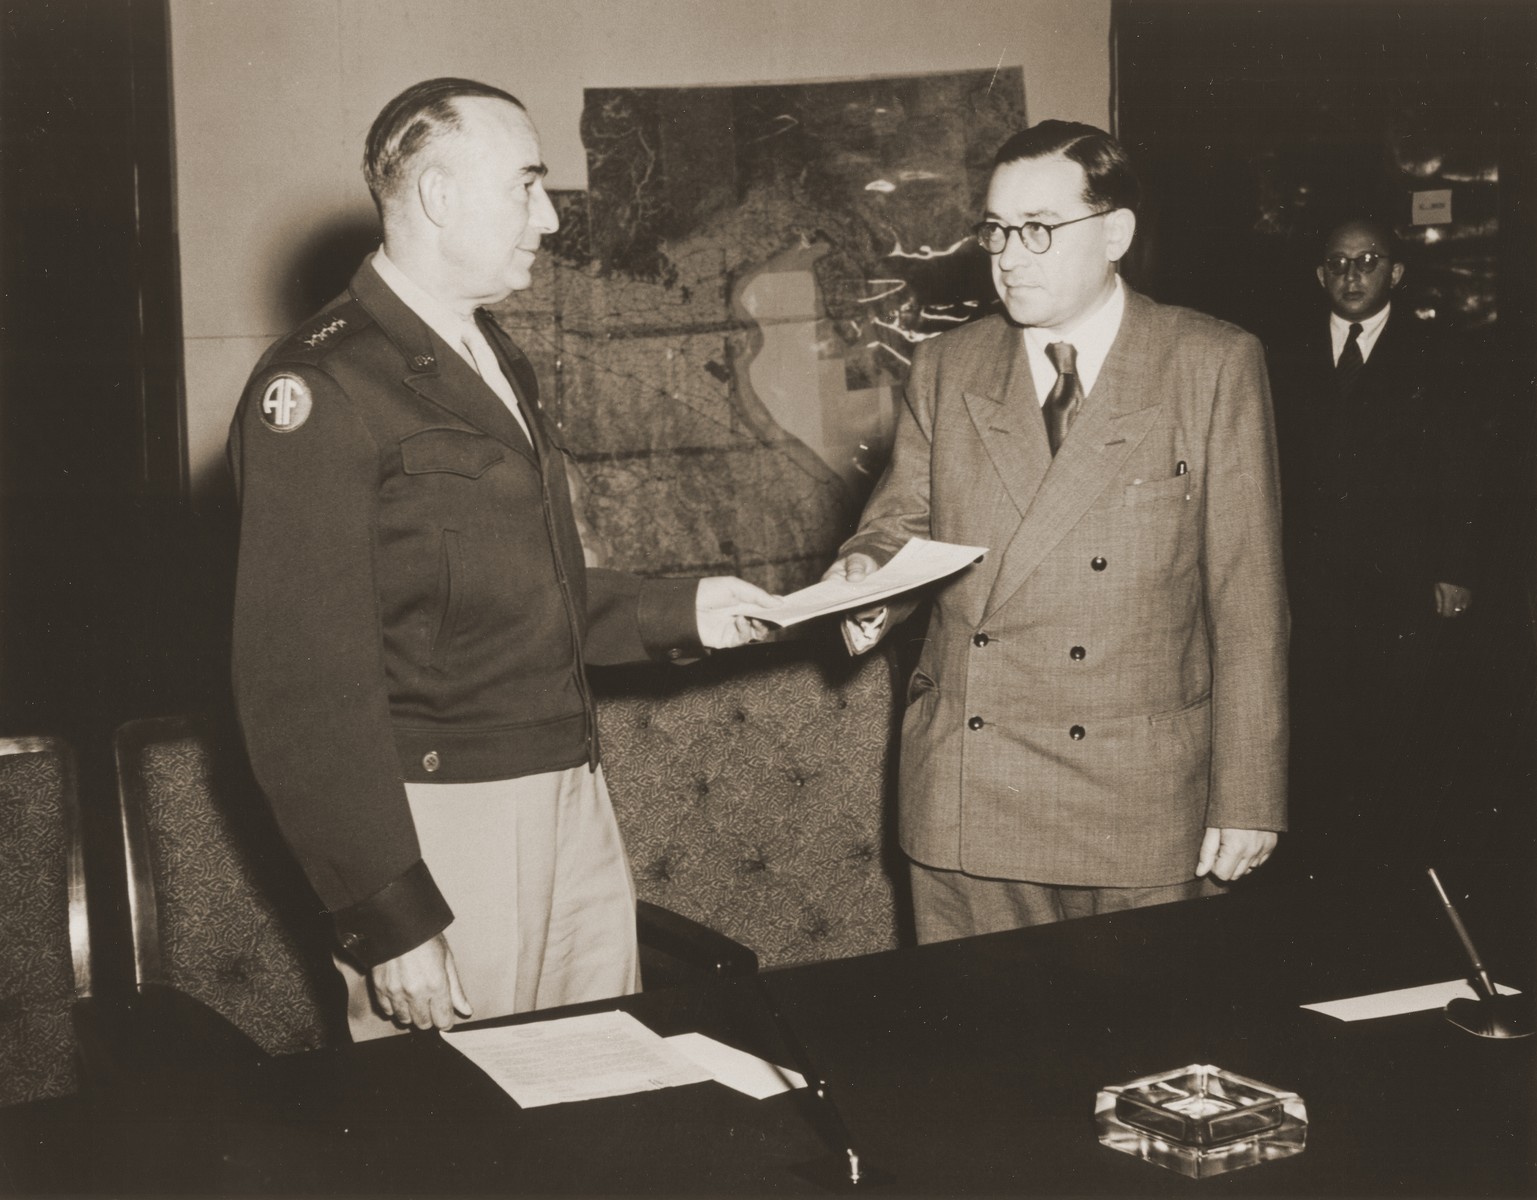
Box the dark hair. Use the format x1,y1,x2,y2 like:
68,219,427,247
363,77,524,215
1322,216,1400,263
992,120,1140,214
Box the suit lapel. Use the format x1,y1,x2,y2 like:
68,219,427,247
962,323,1052,520
349,261,539,465
982,288,1163,620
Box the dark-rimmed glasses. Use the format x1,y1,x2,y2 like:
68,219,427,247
1323,251,1389,276
974,210,1110,255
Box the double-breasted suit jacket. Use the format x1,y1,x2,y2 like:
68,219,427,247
842,287,1289,887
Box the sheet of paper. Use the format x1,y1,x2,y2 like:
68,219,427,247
1301,978,1520,1022
664,1032,806,1099
741,538,988,627
444,1010,711,1107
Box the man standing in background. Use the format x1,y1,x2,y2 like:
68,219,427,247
229,78,775,1038
827,121,1288,940
1271,217,1483,879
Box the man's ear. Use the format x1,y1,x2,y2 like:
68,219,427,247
418,164,453,229
1389,261,1405,289
1316,265,1328,291
1105,208,1137,263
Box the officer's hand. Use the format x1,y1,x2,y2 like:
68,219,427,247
1433,581,1473,619
696,576,780,649
1196,828,1278,881
371,933,473,1031
822,553,879,584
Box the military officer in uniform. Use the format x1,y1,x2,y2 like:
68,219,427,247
229,78,776,1038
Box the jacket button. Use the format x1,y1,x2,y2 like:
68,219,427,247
1069,725,1086,740
967,716,984,731
1091,557,1107,571
667,647,683,660
1070,645,1086,661
341,932,361,950
972,632,990,647
422,751,441,772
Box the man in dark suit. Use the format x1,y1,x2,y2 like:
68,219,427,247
229,78,776,1038
824,122,1288,941
1270,217,1481,879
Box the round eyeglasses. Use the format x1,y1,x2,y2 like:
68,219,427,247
1323,251,1389,276
974,210,1111,255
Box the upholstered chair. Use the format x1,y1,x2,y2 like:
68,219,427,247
0,736,89,1107
596,641,905,969
113,715,341,1062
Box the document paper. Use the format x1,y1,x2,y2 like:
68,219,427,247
664,1032,806,1099
1301,978,1521,1022
444,1010,711,1108
740,537,988,628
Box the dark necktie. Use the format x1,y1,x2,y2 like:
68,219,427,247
1043,341,1084,455
1335,322,1364,396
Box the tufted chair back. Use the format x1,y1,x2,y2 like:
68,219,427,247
114,716,341,1057
595,642,905,969
0,736,88,1107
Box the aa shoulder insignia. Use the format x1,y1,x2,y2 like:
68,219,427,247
259,373,313,432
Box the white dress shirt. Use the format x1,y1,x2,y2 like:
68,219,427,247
1022,275,1127,403
1329,302,1392,366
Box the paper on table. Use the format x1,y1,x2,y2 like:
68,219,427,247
741,537,988,628
1301,978,1521,1022
443,1010,710,1107
664,1032,806,1099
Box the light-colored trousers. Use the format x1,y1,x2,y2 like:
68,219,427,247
336,764,639,1041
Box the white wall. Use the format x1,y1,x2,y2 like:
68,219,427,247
169,0,1112,494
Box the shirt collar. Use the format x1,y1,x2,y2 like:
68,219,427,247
372,247,481,355
1330,301,1392,363
1022,275,1126,398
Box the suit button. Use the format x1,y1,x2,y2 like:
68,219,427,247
967,716,984,730
1069,725,1086,740
1070,645,1086,661
341,932,361,950
422,751,441,773
667,647,683,660
972,632,990,647
1091,557,1107,571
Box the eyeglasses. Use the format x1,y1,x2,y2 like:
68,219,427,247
974,210,1111,255
1322,251,1389,276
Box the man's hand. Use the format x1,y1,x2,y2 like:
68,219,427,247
822,553,879,584
1433,581,1473,619
370,932,472,1031
1195,828,1278,881
695,576,780,649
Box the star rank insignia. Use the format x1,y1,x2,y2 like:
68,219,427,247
302,317,348,348
259,373,313,432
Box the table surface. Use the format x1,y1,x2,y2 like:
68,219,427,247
7,874,1535,1196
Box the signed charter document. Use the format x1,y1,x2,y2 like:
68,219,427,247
739,537,988,628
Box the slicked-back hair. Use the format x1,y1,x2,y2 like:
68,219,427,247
992,120,1140,214
1322,217,1401,263
363,77,524,216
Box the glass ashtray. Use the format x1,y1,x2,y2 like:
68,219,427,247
1096,1064,1306,1178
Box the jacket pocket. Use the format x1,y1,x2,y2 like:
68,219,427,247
906,669,938,706
401,428,505,479
1124,471,1194,505
428,530,465,671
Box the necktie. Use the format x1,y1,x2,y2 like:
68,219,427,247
1335,322,1363,396
1043,341,1084,456
461,322,532,444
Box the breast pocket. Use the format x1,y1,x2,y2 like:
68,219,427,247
1121,471,1199,577
400,428,505,478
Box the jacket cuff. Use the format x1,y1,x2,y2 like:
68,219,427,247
636,576,705,663
330,860,453,968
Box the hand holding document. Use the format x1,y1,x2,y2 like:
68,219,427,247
737,538,988,629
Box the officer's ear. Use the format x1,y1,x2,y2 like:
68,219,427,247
418,165,454,229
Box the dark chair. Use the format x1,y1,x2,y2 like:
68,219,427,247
596,641,904,970
113,715,342,1064
0,736,90,1107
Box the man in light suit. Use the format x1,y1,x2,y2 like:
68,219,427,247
1271,218,1481,878
826,122,1288,941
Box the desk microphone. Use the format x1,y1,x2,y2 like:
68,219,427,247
1426,867,1532,1040
751,974,890,1189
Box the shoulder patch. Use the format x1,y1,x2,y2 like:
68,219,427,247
259,373,313,432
